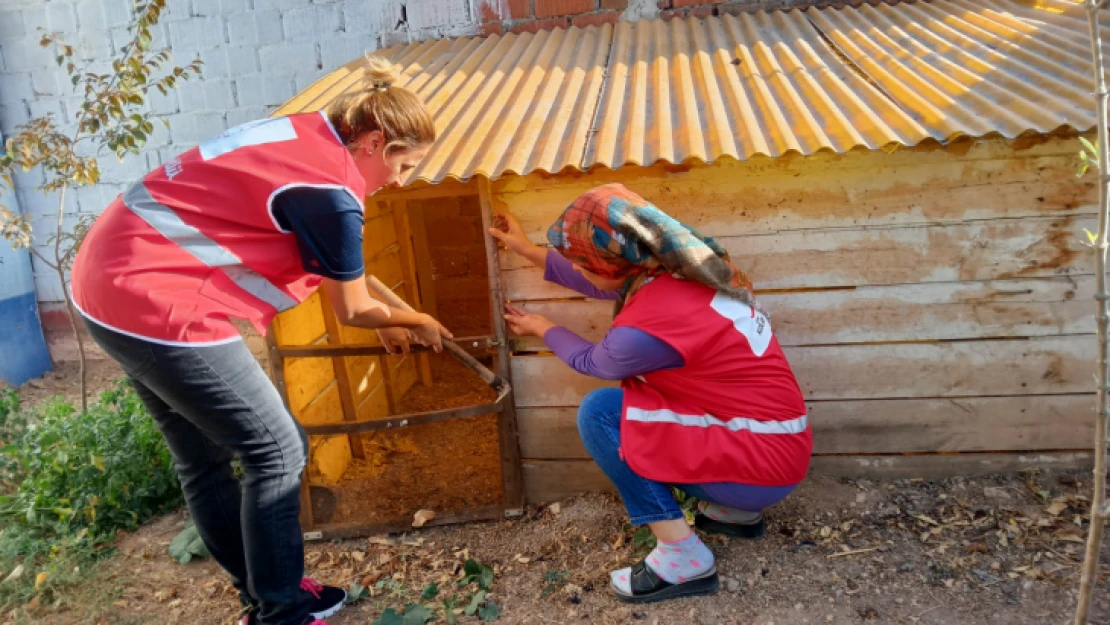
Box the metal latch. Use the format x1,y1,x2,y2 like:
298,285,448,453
303,531,323,541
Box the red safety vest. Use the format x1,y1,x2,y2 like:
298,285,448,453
72,111,366,345
613,274,811,486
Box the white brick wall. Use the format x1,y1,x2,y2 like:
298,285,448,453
0,0,484,302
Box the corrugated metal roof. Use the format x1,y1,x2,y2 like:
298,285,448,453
275,0,1097,185
806,0,1096,143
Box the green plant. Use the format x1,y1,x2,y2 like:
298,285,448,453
632,526,656,551
441,596,460,624
368,558,500,624
673,487,699,524
541,569,569,598
0,390,19,430
0,383,182,607
0,0,202,410
458,558,493,592
168,521,209,564
347,581,370,605
0,383,180,538
373,604,434,625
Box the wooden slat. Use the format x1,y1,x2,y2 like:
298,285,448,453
284,351,337,415
494,139,1095,242
388,354,420,403
517,394,1095,459
303,401,505,435
522,452,1093,504
273,291,328,346
298,382,343,426
810,453,1092,480
524,461,614,504
393,201,434,387
267,329,314,530
511,335,1096,407
481,177,526,510
367,245,406,293
344,356,384,403
375,177,479,201
364,212,399,258
408,200,439,319
355,381,391,422
306,505,502,541
319,288,364,459
503,215,1097,301
510,277,1095,350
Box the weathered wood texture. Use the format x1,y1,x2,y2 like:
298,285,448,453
513,335,1096,403
519,395,1095,459
522,453,1094,504
512,276,1094,351
495,137,1098,501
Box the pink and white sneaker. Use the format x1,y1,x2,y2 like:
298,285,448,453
236,578,346,624
301,577,347,619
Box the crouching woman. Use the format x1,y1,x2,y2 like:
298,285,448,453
490,184,812,604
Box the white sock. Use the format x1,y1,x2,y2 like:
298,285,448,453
610,532,715,593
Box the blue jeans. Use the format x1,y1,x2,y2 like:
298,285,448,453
85,319,314,625
577,388,797,526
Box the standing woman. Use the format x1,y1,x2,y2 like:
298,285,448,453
492,184,812,604
70,57,449,625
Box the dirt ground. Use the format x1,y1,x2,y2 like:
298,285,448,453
314,355,503,526
8,360,1110,625
6,469,1109,625
8,358,123,407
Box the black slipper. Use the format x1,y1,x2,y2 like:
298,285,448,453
610,559,719,604
694,513,766,539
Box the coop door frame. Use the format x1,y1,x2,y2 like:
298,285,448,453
266,177,524,540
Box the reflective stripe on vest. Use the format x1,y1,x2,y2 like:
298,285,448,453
626,407,809,435
123,183,298,312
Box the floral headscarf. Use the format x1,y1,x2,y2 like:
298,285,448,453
546,183,758,314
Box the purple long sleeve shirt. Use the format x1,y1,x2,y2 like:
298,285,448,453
540,251,684,380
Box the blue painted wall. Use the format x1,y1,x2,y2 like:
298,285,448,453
0,159,52,386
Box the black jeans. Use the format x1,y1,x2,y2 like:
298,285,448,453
84,319,313,625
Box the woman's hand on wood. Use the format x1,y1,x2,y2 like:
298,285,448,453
504,304,557,338
377,327,413,355
489,213,547,268
409,313,453,353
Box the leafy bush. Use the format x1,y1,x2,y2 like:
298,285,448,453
0,383,183,606
0,382,181,539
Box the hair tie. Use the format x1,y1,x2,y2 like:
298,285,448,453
371,82,390,92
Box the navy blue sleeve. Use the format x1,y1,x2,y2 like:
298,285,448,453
271,187,365,281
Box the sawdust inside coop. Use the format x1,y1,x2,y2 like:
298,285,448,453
312,355,502,526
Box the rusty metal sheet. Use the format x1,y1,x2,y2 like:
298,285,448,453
275,0,1095,185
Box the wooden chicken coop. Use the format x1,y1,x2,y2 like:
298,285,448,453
251,0,1102,539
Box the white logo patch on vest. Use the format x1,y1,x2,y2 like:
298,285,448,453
709,293,772,357
199,117,298,161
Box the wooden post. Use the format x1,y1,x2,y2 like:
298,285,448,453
407,202,439,321
266,330,314,531
392,200,434,387
477,177,525,512
317,289,365,460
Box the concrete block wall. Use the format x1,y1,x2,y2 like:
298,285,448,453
476,0,874,34
0,0,485,303
0,0,833,359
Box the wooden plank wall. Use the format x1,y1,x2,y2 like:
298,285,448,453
491,136,1099,504
271,199,424,487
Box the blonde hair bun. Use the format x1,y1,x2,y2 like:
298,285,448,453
325,53,435,149
365,55,401,91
